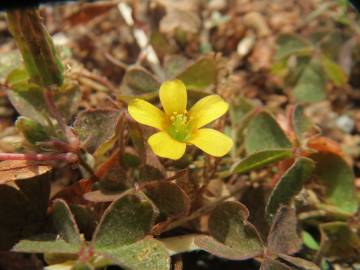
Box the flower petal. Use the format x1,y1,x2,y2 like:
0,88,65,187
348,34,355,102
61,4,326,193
189,95,229,129
128,99,165,130
189,128,233,157
148,131,186,160
159,80,187,115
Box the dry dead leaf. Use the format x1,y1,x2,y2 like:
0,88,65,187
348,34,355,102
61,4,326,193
0,160,52,184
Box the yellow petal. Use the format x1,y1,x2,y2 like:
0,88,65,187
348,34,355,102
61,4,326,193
189,95,229,129
128,99,165,130
148,131,186,160
189,128,233,157
159,80,187,115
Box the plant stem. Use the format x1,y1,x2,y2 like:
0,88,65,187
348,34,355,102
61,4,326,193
78,152,97,179
0,152,78,163
43,88,80,152
43,89,67,131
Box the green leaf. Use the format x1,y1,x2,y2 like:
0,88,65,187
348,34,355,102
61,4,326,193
12,234,79,254
177,56,217,90
285,56,311,86
302,231,320,251
150,32,174,59
15,116,50,144
70,205,97,240
145,182,190,218
164,55,190,79
293,61,326,103
319,222,360,260
127,120,166,180
266,157,315,219
232,149,293,174
7,73,80,124
7,85,48,125
44,261,76,270
320,55,347,86
99,238,170,270
52,199,81,245
207,201,264,258
275,34,311,60
195,235,261,260
291,105,313,142
244,111,292,154
73,261,94,270
0,50,21,79
271,59,288,76
278,254,320,270
6,68,30,90
54,79,81,121
230,97,254,124
74,109,121,153
44,253,78,266
310,153,357,214
267,206,302,255
93,194,157,248
318,31,349,60
122,67,160,94
240,186,269,241
98,154,127,193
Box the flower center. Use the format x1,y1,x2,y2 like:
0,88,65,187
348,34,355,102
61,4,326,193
167,111,192,142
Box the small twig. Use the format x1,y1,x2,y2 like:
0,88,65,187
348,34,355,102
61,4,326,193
105,52,129,70
76,70,117,92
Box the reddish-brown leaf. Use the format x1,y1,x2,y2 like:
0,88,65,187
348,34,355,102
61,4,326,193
306,137,348,163
52,178,93,205
64,2,116,27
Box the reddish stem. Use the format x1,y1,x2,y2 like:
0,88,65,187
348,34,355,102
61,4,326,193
37,139,73,152
0,152,78,163
43,89,80,152
44,89,67,131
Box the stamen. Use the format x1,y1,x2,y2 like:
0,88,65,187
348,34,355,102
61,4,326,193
167,112,191,142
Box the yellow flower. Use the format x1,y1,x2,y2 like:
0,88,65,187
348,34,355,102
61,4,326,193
128,79,233,160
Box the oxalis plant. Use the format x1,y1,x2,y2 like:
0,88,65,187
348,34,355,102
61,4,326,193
0,6,358,270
